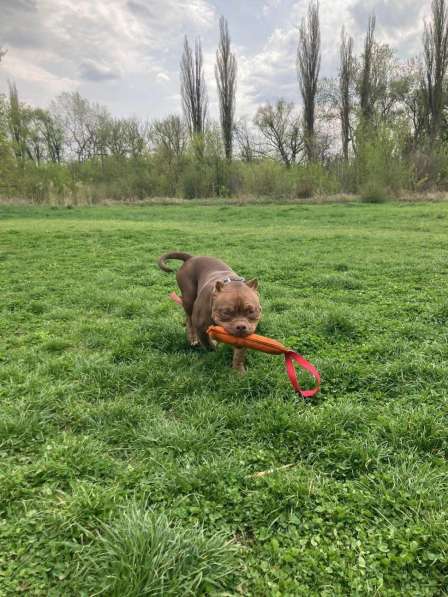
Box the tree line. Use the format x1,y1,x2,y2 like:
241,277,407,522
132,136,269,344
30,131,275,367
1,1,448,201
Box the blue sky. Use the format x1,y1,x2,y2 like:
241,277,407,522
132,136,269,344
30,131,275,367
0,0,428,121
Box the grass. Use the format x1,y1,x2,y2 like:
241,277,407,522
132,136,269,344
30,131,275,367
0,201,448,595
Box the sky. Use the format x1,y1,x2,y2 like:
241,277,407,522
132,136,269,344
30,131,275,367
0,0,429,122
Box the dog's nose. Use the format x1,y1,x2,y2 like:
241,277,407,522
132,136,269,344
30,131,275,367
235,323,248,333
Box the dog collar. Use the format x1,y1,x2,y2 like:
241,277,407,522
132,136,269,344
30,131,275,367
223,276,246,284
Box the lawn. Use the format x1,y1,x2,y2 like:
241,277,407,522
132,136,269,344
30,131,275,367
1,201,447,596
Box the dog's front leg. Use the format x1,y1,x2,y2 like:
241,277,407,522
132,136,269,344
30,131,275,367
233,347,247,374
186,316,199,346
197,328,217,351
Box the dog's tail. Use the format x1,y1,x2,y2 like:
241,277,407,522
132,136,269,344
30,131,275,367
158,252,193,273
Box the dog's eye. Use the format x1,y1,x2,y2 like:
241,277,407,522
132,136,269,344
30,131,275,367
220,309,233,319
245,306,259,320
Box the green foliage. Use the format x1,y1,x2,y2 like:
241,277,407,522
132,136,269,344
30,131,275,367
242,159,291,197
0,95,17,193
1,202,448,595
87,506,236,596
3,118,448,202
360,181,389,203
239,160,341,199
355,122,415,199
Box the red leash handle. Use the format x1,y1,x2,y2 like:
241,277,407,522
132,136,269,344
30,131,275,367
284,351,320,398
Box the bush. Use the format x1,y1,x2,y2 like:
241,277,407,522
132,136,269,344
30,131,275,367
182,161,213,199
242,160,291,198
290,162,342,198
0,119,445,204
360,182,388,203
354,123,415,198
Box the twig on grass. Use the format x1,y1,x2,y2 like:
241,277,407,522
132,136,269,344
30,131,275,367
249,463,296,478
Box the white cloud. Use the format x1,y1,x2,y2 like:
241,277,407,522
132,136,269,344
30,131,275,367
262,0,282,17
236,0,426,119
1,52,78,98
0,0,429,121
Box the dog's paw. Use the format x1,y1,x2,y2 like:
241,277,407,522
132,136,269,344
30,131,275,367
233,365,246,376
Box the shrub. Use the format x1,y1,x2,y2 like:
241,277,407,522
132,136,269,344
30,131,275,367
360,182,388,203
354,122,415,198
0,121,445,204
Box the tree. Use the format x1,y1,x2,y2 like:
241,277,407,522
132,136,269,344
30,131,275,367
0,47,6,63
150,115,188,162
215,17,237,160
124,118,148,158
51,92,109,162
254,100,302,167
181,36,207,136
0,93,16,192
423,0,448,141
35,109,64,163
8,82,32,162
392,59,427,147
101,116,148,158
355,36,408,130
27,111,47,165
359,16,376,124
297,0,321,161
235,118,257,162
339,28,354,160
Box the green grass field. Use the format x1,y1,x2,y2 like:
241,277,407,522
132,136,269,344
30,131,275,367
1,201,448,596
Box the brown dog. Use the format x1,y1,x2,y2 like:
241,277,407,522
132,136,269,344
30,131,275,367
158,252,261,372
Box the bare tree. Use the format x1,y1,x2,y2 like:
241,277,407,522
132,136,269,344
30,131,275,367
94,115,148,158
150,115,188,161
235,117,257,162
35,109,64,163
99,117,128,157
181,36,207,136
126,118,149,157
423,0,448,141
0,47,6,63
215,17,237,160
359,16,376,124
297,0,321,161
254,100,302,167
51,92,109,162
339,28,354,160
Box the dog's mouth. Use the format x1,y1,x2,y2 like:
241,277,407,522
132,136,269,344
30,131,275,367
234,329,251,338
223,325,254,338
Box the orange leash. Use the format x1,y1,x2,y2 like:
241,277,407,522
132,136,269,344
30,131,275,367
169,292,321,398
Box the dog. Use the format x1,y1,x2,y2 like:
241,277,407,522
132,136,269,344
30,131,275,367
158,252,261,373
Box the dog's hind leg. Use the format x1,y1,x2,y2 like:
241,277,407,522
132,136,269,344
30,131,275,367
176,270,199,347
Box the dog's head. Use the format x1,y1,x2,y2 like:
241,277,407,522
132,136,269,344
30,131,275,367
211,279,261,337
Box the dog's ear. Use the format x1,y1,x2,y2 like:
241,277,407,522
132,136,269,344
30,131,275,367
246,279,258,291
214,280,225,293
